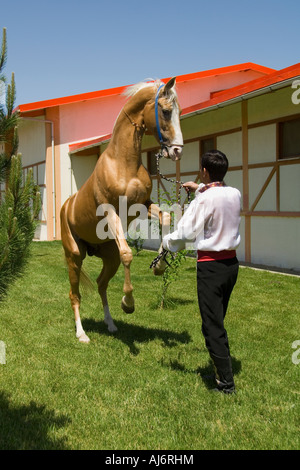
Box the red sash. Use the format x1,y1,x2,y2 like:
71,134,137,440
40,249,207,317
197,250,236,262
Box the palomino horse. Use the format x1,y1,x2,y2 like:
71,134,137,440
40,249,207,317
60,77,183,343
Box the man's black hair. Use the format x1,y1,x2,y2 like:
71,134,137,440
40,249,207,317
201,150,228,182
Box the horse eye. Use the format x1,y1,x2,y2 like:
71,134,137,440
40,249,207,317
162,109,172,120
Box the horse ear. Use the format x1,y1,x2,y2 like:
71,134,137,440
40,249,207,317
163,77,176,95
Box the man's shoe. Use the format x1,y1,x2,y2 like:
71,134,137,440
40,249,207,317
211,354,236,394
214,378,236,394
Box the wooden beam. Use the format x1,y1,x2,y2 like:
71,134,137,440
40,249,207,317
250,165,277,212
241,100,251,263
242,211,300,217
176,160,181,200
276,122,280,212
46,106,61,240
157,175,171,202
242,100,249,211
45,122,54,241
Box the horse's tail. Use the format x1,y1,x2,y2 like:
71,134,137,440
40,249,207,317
62,253,94,292
80,268,94,292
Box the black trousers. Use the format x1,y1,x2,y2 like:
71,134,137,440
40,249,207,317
197,257,239,359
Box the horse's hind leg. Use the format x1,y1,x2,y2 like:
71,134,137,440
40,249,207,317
96,240,120,332
61,200,89,343
66,252,90,343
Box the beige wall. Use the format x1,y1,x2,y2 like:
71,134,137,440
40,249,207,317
18,118,47,166
70,154,98,193
181,103,242,141
248,86,298,124
18,118,48,240
248,124,277,164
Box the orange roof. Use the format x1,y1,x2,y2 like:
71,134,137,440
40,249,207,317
69,63,300,155
17,85,127,114
17,62,274,114
181,62,300,117
69,134,111,154
169,62,274,83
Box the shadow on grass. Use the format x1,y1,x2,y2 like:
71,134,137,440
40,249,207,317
83,318,191,355
163,356,242,390
0,392,71,450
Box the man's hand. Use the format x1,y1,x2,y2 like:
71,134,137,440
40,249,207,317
182,181,199,193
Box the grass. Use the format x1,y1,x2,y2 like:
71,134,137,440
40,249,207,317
0,241,299,450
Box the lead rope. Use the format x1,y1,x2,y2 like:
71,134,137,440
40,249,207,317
155,150,191,205
149,247,173,269
150,150,191,269
151,82,189,270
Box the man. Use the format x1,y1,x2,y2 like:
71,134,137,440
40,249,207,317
162,150,241,394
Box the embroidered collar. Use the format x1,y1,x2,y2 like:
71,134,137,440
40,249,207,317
199,181,226,193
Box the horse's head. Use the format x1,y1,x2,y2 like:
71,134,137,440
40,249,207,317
144,77,183,161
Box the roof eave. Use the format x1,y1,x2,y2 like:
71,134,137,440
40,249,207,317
17,62,275,114
181,68,300,119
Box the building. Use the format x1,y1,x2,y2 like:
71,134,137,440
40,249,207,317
16,62,300,272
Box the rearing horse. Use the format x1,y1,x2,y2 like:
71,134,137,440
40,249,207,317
60,77,183,343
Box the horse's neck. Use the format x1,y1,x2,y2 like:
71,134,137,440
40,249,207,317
109,106,145,169
109,88,154,164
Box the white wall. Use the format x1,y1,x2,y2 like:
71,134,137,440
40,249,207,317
70,154,98,193
217,131,242,167
248,124,276,164
251,217,300,270
280,164,300,212
60,143,71,206
180,141,199,172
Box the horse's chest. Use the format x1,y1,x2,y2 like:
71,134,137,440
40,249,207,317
124,177,149,204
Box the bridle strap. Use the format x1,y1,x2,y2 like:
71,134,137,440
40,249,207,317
123,109,146,132
155,84,165,146
155,84,184,152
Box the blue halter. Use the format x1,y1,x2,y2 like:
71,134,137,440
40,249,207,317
155,84,165,146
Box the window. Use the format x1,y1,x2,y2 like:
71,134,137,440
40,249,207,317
279,118,300,159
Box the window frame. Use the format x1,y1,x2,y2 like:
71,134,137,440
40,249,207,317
278,116,300,160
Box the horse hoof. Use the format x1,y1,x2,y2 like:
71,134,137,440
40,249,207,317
121,301,135,314
78,333,90,343
108,324,118,333
104,319,118,333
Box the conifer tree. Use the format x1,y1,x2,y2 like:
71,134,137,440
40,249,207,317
0,27,41,299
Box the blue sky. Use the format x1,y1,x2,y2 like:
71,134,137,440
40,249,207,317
2,0,300,105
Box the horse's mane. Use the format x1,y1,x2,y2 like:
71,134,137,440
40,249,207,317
123,79,163,98
124,79,178,104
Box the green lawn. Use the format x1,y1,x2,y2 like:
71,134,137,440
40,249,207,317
0,241,299,450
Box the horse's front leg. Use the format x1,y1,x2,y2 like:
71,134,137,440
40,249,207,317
146,201,171,275
104,209,135,314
